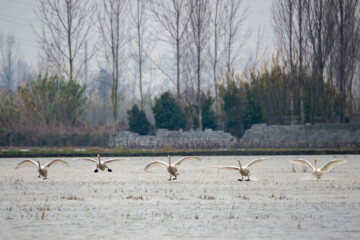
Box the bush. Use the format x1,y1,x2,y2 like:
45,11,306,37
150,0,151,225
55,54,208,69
0,128,110,147
0,91,21,130
18,74,87,125
127,104,150,135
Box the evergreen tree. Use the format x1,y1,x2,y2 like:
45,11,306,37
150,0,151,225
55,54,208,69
152,91,186,130
221,81,246,138
127,104,150,135
242,83,264,130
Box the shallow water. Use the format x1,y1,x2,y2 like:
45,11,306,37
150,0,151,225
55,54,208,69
1,155,359,239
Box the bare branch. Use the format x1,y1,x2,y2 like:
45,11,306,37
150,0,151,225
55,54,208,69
35,0,93,82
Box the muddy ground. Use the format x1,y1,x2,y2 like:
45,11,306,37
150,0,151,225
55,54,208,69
0,155,359,239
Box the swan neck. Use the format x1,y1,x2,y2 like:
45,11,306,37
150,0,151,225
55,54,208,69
168,157,171,166
314,159,317,169
238,160,242,169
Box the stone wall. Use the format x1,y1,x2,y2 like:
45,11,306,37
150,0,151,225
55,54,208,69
108,128,237,149
239,123,360,148
109,124,360,149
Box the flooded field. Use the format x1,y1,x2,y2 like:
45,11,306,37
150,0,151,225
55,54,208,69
1,155,359,239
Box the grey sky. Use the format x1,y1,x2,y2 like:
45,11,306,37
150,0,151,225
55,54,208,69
0,0,275,74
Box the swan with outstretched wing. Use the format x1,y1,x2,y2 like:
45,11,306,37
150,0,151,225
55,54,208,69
74,154,127,172
15,159,69,179
213,158,269,181
145,155,201,181
289,158,346,179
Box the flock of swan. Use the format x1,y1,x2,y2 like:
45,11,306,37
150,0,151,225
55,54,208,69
14,154,347,181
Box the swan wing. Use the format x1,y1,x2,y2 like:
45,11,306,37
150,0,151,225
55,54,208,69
289,159,314,170
15,159,39,169
104,158,128,164
212,166,240,171
245,158,269,168
73,158,97,163
320,159,346,172
44,159,69,168
174,156,201,166
144,161,168,171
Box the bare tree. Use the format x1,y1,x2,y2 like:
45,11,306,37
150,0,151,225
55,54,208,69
223,0,249,72
294,0,308,124
35,0,93,82
305,0,335,124
273,0,309,125
245,25,269,70
331,0,360,122
150,0,190,100
208,0,224,115
129,0,149,110
181,39,198,105
97,0,128,124
188,0,211,131
272,0,296,124
0,35,16,92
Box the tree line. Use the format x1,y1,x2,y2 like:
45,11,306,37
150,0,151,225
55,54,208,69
272,0,360,124
0,0,360,146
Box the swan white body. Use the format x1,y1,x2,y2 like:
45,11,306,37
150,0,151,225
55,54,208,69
144,155,201,180
213,158,269,181
74,154,127,172
15,159,69,179
290,158,346,179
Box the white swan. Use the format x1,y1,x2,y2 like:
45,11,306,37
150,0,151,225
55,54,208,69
213,158,269,181
289,158,346,179
15,159,69,179
74,154,127,172
144,155,201,180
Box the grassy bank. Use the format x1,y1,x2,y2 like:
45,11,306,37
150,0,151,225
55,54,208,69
1,146,360,158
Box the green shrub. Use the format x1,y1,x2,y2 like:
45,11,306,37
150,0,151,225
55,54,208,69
127,104,150,135
152,91,186,130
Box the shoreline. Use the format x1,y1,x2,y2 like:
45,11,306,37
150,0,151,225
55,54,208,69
1,147,359,158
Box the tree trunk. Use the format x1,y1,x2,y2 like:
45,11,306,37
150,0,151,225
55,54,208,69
137,0,144,110
197,39,202,131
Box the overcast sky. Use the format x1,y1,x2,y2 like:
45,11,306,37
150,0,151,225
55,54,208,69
0,0,275,74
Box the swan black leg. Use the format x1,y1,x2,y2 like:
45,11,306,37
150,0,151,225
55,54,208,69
94,169,99,173
245,177,250,181
238,176,243,181
168,175,172,181
108,168,112,172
